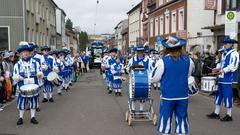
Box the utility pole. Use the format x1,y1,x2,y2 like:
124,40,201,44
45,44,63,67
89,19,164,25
94,0,99,35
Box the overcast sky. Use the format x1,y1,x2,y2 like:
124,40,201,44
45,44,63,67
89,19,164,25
54,0,141,35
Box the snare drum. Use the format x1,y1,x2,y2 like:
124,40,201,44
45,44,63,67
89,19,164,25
188,76,199,96
201,76,217,92
47,72,63,86
129,69,150,99
20,84,39,97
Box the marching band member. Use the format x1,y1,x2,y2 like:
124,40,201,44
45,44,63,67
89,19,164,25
29,42,45,111
126,45,149,111
41,45,57,103
111,56,124,96
207,37,239,121
51,51,64,95
58,48,71,90
70,53,76,83
13,41,43,125
150,36,194,135
149,50,160,90
101,49,109,80
105,48,118,94
29,43,46,68
65,49,74,87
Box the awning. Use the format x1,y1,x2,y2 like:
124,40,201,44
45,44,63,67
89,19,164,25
202,24,224,31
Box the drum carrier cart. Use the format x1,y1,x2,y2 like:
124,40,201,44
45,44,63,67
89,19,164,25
125,67,157,126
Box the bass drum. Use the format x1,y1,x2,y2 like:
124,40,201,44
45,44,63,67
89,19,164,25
129,69,151,99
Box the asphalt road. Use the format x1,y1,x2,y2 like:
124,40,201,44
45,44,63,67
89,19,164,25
0,69,240,135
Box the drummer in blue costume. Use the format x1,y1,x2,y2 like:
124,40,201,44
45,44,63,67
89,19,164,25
149,50,160,90
105,48,118,94
207,37,239,121
41,45,57,103
65,49,74,87
51,51,64,95
59,48,71,90
13,41,43,125
29,42,46,68
28,42,45,111
126,45,149,111
111,56,125,96
150,36,194,135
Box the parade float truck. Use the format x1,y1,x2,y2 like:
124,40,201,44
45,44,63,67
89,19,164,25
88,41,105,69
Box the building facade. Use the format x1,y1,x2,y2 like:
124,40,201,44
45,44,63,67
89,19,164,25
147,0,214,52
0,0,58,51
56,8,66,50
114,19,128,53
204,0,240,49
127,2,142,47
65,28,77,54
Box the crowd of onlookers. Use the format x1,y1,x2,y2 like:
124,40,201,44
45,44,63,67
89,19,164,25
0,51,19,109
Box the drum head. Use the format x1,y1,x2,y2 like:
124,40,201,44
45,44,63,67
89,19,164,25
132,70,149,98
47,72,58,81
20,84,39,91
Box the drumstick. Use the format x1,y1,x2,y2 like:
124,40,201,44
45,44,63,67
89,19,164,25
207,66,213,70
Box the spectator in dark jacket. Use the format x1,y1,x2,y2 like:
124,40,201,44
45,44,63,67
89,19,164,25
202,52,216,75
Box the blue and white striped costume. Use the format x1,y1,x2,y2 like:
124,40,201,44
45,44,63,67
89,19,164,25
126,55,149,72
54,58,64,93
61,55,73,89
149,57,160,88
42,55,56,95
32,52,46,68
105,56,116,90
13,58,42,110
215,48,239,108
101,55,109,79
111,62,124,92
151,55,194,134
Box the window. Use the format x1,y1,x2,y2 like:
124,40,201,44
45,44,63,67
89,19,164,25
35,0,38,13
165,14,169,34
179,9,184,30
32,29,35,42
36,32,38,45
150,19,154,37
159,16,164,35
159,0,163,6
155,17,159,36
39,33,42,46
0,27,9,51
225,0,239,10
39,2,41,15
171,12,176,33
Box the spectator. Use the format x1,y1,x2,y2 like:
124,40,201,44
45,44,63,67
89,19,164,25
191,50,202,87
202,51,216,75
0,52,6,108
